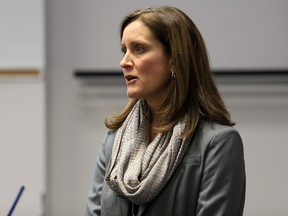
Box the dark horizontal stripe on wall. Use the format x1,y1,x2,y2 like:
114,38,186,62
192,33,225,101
74,71,122,78
213,69,288,76
74,69,288,84
74,69,288,77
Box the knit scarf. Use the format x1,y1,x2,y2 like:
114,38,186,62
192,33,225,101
105,100,191,205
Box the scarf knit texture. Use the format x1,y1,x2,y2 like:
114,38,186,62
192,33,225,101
105,100,191,205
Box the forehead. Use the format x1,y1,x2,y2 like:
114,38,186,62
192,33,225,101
121,20,155,43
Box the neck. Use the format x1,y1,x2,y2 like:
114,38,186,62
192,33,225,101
146,100,160,120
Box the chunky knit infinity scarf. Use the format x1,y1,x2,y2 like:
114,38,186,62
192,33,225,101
105,100,191,205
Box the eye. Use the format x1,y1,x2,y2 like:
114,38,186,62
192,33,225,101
135,45,144,54
120,46,127,55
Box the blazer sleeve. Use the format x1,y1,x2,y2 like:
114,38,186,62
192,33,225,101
196,127,246,216
85,131,114,216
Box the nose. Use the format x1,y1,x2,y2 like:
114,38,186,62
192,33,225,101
120,52,133,69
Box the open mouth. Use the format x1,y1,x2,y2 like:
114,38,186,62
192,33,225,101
125,75,137,82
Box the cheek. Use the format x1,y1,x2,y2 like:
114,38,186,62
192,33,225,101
138,56,170,78
138,58,157,73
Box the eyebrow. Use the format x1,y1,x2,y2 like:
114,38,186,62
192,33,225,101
121,39,149,47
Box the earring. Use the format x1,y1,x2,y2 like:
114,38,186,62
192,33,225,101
171,70,176,80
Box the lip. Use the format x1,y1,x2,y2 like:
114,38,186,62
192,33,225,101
124,75,138,84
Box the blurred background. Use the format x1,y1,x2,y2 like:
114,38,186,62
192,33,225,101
0,0,287,215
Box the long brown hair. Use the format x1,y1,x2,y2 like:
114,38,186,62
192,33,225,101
105,6,234,138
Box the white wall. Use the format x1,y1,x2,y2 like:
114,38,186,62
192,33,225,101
0,0,46,215
68,0,288,70
46,0,288,215
0,0,45,68
0,83,46,216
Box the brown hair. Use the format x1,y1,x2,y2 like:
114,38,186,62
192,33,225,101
105,6,234,138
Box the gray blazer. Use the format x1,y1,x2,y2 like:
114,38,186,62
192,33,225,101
85,120,246,216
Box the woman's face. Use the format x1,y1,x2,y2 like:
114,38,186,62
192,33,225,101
120,20,172,110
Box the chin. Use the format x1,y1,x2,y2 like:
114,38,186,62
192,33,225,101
127,94,138,98
127,90,139,98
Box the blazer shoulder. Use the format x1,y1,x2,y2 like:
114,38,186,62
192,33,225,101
199,120,240,138
192,120,242,151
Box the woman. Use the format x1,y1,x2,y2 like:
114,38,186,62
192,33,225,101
86,6,245,216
